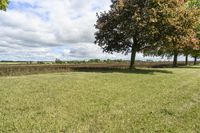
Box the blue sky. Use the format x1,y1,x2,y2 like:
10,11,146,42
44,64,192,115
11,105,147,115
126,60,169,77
0,0,192,61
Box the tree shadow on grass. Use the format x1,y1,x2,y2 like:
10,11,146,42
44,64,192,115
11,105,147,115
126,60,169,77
72,67,173,75
157,65,200,69
178,66,200,69
151,64,200,69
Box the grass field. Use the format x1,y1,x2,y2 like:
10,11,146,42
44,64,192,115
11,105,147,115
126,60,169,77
0,66,200,133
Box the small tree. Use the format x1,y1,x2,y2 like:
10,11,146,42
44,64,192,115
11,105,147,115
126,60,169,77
183,47,192,65
191,48,200,65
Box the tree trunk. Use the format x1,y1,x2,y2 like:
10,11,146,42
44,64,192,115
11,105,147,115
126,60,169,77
194,57,197,65
173,52,178,67
185,54,188,65
130,47,136,70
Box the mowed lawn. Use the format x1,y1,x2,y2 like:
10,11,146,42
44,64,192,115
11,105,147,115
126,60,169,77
0,67,200,133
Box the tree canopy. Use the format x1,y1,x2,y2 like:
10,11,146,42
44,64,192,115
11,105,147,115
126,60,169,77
185,0,200,64
187,0,200,8
95,0,199,68
0,0,9,11
95,0,162,69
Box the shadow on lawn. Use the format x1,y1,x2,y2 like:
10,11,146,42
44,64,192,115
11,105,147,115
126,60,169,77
151,64,200,70
73,67,173,75
178,66,200,69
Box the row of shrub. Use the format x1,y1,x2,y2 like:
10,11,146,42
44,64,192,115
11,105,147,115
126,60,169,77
0,61,199,76
0,65,71,76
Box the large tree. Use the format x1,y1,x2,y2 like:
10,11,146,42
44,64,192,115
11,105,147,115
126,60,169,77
185,0,200,65
143,0,199,67
95,0,160,69
95,0,197,69
0,0,8,11
170,5,199,67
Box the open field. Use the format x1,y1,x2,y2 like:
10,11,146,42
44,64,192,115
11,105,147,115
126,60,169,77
0,66,200,132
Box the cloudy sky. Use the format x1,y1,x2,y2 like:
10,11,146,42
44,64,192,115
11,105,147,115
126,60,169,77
0,0,188,61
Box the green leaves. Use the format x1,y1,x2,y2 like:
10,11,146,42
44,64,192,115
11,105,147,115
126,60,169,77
184,0,200,58
95,0,200,67
96,0,164,68
95,0,161,53
187,0,200,9
0,0,9,11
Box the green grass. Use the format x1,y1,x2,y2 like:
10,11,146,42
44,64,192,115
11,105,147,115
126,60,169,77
0,67,200,133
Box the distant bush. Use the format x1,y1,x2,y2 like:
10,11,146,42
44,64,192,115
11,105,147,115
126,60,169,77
55,58,65,64
26,61,33,64
37,61,45,64
88,59,101,63
66,61,86,64
146,59,154,62
104,59,125,64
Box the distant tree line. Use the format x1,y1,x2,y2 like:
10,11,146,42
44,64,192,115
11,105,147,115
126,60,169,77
54,59,127,64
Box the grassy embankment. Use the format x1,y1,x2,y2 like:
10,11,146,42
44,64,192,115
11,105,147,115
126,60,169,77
0,66,200,132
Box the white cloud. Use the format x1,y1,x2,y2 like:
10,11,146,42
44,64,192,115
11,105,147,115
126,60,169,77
0,0,194,61
63,43,122,60
0,0,115,61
